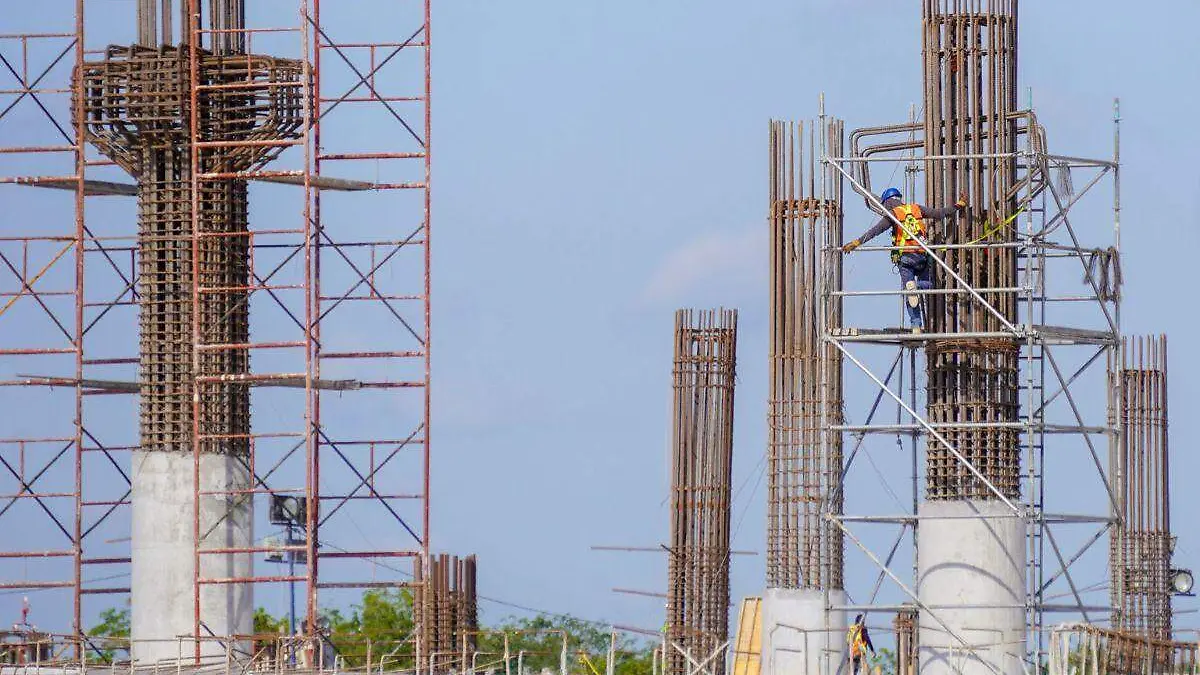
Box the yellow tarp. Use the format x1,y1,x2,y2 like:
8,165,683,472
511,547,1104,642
731,597,762,675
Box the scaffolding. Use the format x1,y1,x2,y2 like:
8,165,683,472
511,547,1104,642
757,3,1147,671
0,0,431,660
776,48,1131,675
815,104,1125,669
816,110,1123,662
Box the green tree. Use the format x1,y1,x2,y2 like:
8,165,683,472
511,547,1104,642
320,588,417,667
869,647,897,675
255,607,289,636
86,595,657,675
478,615,655,675
86,607,130,663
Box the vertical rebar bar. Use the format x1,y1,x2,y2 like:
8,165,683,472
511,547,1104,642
138,0,158,46
894,610,918,675
666,309,737,675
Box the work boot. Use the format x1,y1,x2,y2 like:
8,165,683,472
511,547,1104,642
905,280,920,308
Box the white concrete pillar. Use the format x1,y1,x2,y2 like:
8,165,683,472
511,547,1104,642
761,588,847,675
917,500,1025,675
131,451,253,663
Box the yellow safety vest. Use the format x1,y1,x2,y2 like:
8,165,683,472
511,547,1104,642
848,624,867,658
891,204,927,253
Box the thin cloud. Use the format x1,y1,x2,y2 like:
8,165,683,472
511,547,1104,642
640,226,766,307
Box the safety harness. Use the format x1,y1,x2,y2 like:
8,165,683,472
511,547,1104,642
890,203,927,264
848,624,868,658
889,203,1029,266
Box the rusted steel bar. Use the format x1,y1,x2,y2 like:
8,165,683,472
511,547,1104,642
1052,623,1195,675
894,610,918,675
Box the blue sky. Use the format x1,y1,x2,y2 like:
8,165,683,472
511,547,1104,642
0,0,1197,647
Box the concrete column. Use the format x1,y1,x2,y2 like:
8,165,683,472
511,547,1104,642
917,501,1025,675
761,588,847,675
131,452,253,663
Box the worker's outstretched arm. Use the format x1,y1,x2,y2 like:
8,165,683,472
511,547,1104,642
864,628,876,653
919,193,970,224
842,215,891,253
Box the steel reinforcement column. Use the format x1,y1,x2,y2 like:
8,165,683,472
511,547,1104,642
74,1,303,660
763,118,845,675
135,121,253,663
415,554,479,672
666,309,737,675
1111,336,1173,642
918,3,1024,675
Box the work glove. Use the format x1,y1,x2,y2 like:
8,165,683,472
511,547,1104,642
842,239,861,253
955,192,969,209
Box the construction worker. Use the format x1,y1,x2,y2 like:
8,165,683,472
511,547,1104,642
847,614,876,675
842,187,968,333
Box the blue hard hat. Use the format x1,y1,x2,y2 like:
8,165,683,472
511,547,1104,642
881,187,902,203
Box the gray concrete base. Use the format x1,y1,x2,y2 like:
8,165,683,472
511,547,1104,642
761,588,847,675
131,451,254,664
917,500,1025,675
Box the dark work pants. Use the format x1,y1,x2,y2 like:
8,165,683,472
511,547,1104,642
897,252,933,327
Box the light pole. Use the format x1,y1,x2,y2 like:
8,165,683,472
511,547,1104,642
267,494,310,663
